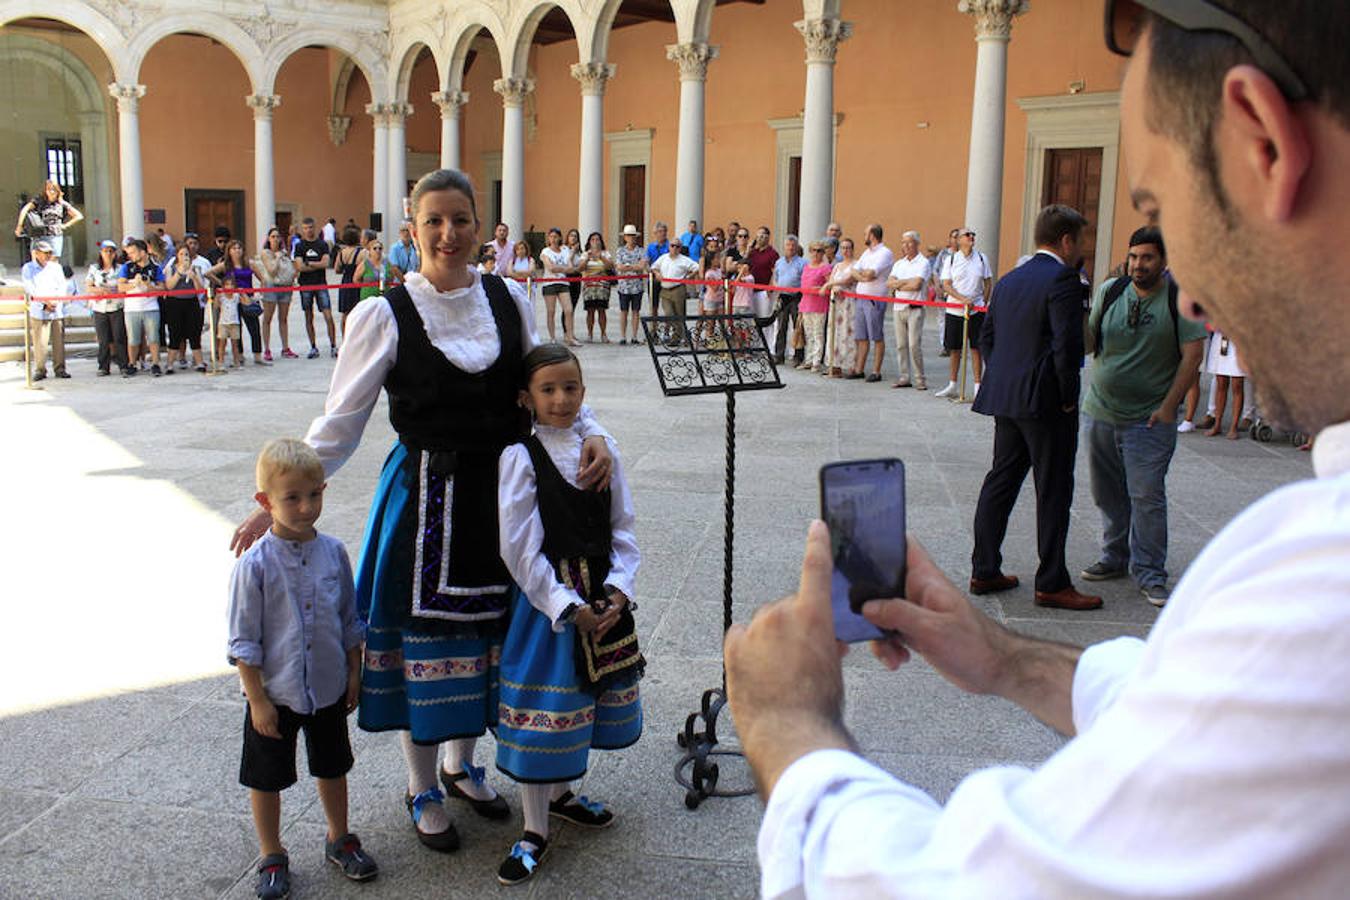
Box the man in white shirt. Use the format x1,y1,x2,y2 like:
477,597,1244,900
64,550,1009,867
936,228,993,397
885,231,931,390
650,239,699,343
848,224,894,382
21,240,69,381
723,5,1350,897
321,217,336,248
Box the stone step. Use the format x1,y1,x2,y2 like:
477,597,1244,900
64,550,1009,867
0,325,97,347
0,341,99,364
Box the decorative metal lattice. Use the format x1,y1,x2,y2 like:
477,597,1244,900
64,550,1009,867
641,315,783,397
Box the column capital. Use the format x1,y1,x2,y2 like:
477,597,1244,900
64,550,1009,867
245,93,282,120
570,61,615,97
108,83,146,113
430,90,469,118
957,0,1030,40
665,42,718,82
365,102,409,127
793,18,853,65
493,77,536,108
327,115,352,147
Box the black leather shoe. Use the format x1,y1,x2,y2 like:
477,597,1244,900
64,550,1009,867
404,789,460,852
441,766,510,820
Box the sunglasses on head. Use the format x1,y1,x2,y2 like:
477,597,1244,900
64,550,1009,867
1105,0,1307,101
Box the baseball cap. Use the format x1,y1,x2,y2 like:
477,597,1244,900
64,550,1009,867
33,239,53,253
183,231,198,239
959,227,977,237
99,239,117,249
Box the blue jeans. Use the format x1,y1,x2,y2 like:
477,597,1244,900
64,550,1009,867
1086,415,1178,589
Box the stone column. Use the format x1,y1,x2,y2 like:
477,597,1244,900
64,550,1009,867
246,94,281,250
957,0,1028,275
665,43,717,233
794,18,851,244
366,103,390,237
571,62,614,241
493,77,534,240
387,102,413,233
431,90,468,170
108,83,146,238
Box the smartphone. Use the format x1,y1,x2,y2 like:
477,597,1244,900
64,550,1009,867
819,458,907,643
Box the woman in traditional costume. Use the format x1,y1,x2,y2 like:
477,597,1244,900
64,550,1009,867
230,169,613,853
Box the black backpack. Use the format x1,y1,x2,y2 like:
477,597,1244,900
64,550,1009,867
1092,276,1181,358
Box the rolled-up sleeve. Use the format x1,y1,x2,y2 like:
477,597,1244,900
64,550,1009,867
226,554,265,668
1070,636,1146,733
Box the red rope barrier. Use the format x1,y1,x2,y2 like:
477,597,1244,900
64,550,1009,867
29,280,389,303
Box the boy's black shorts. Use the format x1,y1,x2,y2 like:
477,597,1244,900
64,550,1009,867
240,699,353,792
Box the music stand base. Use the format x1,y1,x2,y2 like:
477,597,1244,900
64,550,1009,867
673,686,754,809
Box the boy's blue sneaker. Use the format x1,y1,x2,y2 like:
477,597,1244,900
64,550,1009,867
324,833,378,882
255,853,290,900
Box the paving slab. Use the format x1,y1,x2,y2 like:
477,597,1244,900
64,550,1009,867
0,299,1311,897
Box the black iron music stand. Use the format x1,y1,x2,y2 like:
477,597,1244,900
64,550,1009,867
639,313,784,809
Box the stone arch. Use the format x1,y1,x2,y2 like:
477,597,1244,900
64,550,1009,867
445,16,507,93
589,0,676,63
0,0,130,81
391,33,444,104
261,29,387,102
504,0,587,79
0,29,114,262
124,13,264,93
685,0,717,45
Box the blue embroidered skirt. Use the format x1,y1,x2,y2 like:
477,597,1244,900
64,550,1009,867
356,442,503,744
496,590,643,783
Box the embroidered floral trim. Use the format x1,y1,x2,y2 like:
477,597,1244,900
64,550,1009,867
597,686,640,707
498,702,595,733
404,655,490,681
364,649,403,671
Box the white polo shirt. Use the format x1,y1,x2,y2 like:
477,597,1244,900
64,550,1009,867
941,249,993,312
854,243,894,299
889,254,932,307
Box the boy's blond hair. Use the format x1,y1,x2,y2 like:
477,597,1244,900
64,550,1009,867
256,438,324,492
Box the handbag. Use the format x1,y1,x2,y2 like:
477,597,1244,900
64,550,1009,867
792,316,806,350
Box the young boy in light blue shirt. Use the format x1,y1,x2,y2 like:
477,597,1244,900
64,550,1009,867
228,438,377,899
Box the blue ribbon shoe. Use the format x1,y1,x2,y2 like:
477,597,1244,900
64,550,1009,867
497,832,549,886
404,787,460,852
442,762,511,820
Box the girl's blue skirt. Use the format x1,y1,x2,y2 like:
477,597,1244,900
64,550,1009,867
496,590,643,783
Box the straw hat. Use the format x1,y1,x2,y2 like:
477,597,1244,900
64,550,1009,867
622,224,640,236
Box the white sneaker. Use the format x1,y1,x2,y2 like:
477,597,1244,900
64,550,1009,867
972,383,980,398
934,381,957,398
1177,420,1195,433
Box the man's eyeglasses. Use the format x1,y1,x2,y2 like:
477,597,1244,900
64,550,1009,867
1105,0,1307,101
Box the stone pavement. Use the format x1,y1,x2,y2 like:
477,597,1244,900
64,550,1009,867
0,302,1311,899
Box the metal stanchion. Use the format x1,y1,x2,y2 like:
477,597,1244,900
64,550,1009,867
955,302,971,403
23,293,35,390
526,274,533,306
205,283,224,376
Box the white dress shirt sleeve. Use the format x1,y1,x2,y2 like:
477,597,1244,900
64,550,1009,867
498,443,586,630
303,297,397,478
600,442,640,600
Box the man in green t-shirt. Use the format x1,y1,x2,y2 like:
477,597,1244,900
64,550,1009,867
1082,227,1207,607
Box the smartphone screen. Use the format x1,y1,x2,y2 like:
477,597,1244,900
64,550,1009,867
819,458,906,643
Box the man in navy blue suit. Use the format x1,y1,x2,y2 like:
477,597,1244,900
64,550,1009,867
969,205,1102,610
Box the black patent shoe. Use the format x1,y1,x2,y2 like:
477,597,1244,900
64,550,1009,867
497,833,548,886
404,788,460,852
441,764,510,820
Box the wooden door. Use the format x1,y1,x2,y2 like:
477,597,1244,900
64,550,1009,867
192,197,235,238
274,210,292,238
1041,147,1103,278
787,156,802,239
620,165,645,235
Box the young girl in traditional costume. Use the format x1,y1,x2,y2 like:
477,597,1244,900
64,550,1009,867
229,169,616,858
494,343,644,885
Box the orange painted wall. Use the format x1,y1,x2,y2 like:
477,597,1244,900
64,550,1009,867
22,0,1144,276
454,0,1142,274
138,37,375,252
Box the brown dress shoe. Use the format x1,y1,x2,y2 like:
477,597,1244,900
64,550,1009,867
1034,586,1104,611
970,574,1020,595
